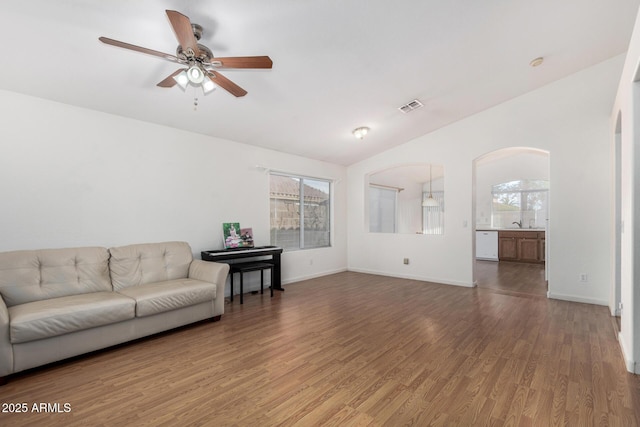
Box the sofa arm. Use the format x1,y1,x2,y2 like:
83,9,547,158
189,260,230,316
0,295,13,378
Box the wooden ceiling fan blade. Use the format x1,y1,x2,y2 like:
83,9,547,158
209,56,273,69
207,71,247,97
99,37,180,63
157,69,186,88
166,10,200,57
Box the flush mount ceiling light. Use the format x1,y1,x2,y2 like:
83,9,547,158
529,57,544,67
353,127,370,139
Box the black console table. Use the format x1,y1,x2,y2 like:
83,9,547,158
201,246,284,292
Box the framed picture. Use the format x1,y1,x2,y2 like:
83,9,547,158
222,222,242,248
240,228,254,248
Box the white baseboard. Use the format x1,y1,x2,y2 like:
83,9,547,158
546,292,608,307
346,267,474,288
281,268,348,286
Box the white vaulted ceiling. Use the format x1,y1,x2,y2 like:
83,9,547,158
0,1,637,165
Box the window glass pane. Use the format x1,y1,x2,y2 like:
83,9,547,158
303,178,330,248
270,175,301,250
492,191,521,228
523,190,548,229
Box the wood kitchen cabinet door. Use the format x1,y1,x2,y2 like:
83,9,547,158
498,236,518,260
519,237,539,262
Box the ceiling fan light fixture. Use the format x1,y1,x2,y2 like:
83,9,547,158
202,76,216,94
173,70,189,89
187,65,205,84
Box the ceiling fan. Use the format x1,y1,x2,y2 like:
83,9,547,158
99,10,272,97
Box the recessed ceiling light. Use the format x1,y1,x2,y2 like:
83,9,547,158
529,57,544,67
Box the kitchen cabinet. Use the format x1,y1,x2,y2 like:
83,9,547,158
498,233,519,260
498,230,545,263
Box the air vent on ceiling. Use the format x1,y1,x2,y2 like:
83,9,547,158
398,99,424,114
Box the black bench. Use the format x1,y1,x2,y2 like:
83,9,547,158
229,261,274,304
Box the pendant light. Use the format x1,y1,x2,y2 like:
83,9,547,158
422,164,440,207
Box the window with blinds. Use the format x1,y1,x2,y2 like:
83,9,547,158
422,190,444,235
369,185,398,233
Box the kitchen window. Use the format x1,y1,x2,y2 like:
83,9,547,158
491,179,548,229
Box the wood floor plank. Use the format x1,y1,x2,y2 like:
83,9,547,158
0,270,638,426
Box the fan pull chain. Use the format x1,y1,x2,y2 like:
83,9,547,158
193,86,198,111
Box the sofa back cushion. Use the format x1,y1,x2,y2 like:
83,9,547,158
0,247,112,307
109,241,193,291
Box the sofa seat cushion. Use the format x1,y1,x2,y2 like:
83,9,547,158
8,292,136,344
116,279,216,318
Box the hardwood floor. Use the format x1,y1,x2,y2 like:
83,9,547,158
1,271,638,426
475,260,547,297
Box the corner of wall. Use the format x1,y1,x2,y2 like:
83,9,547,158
617,332,639,374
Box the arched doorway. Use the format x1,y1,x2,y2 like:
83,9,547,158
472,147,550,295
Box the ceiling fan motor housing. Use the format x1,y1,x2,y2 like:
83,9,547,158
191,23,203,40
176,43,213,63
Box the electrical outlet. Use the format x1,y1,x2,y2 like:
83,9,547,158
579,273,588,282
403,258,409,265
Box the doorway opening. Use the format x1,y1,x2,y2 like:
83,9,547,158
472,147,550,297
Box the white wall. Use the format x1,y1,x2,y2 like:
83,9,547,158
0,90,348,293
611,7,640,374
348,55,622,302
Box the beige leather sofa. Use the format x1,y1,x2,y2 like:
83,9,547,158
0,241,229,383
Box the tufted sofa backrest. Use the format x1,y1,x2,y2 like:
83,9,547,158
108,241,193,291
0,247,112,307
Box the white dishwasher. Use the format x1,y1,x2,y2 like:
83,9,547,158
476,230,498,261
